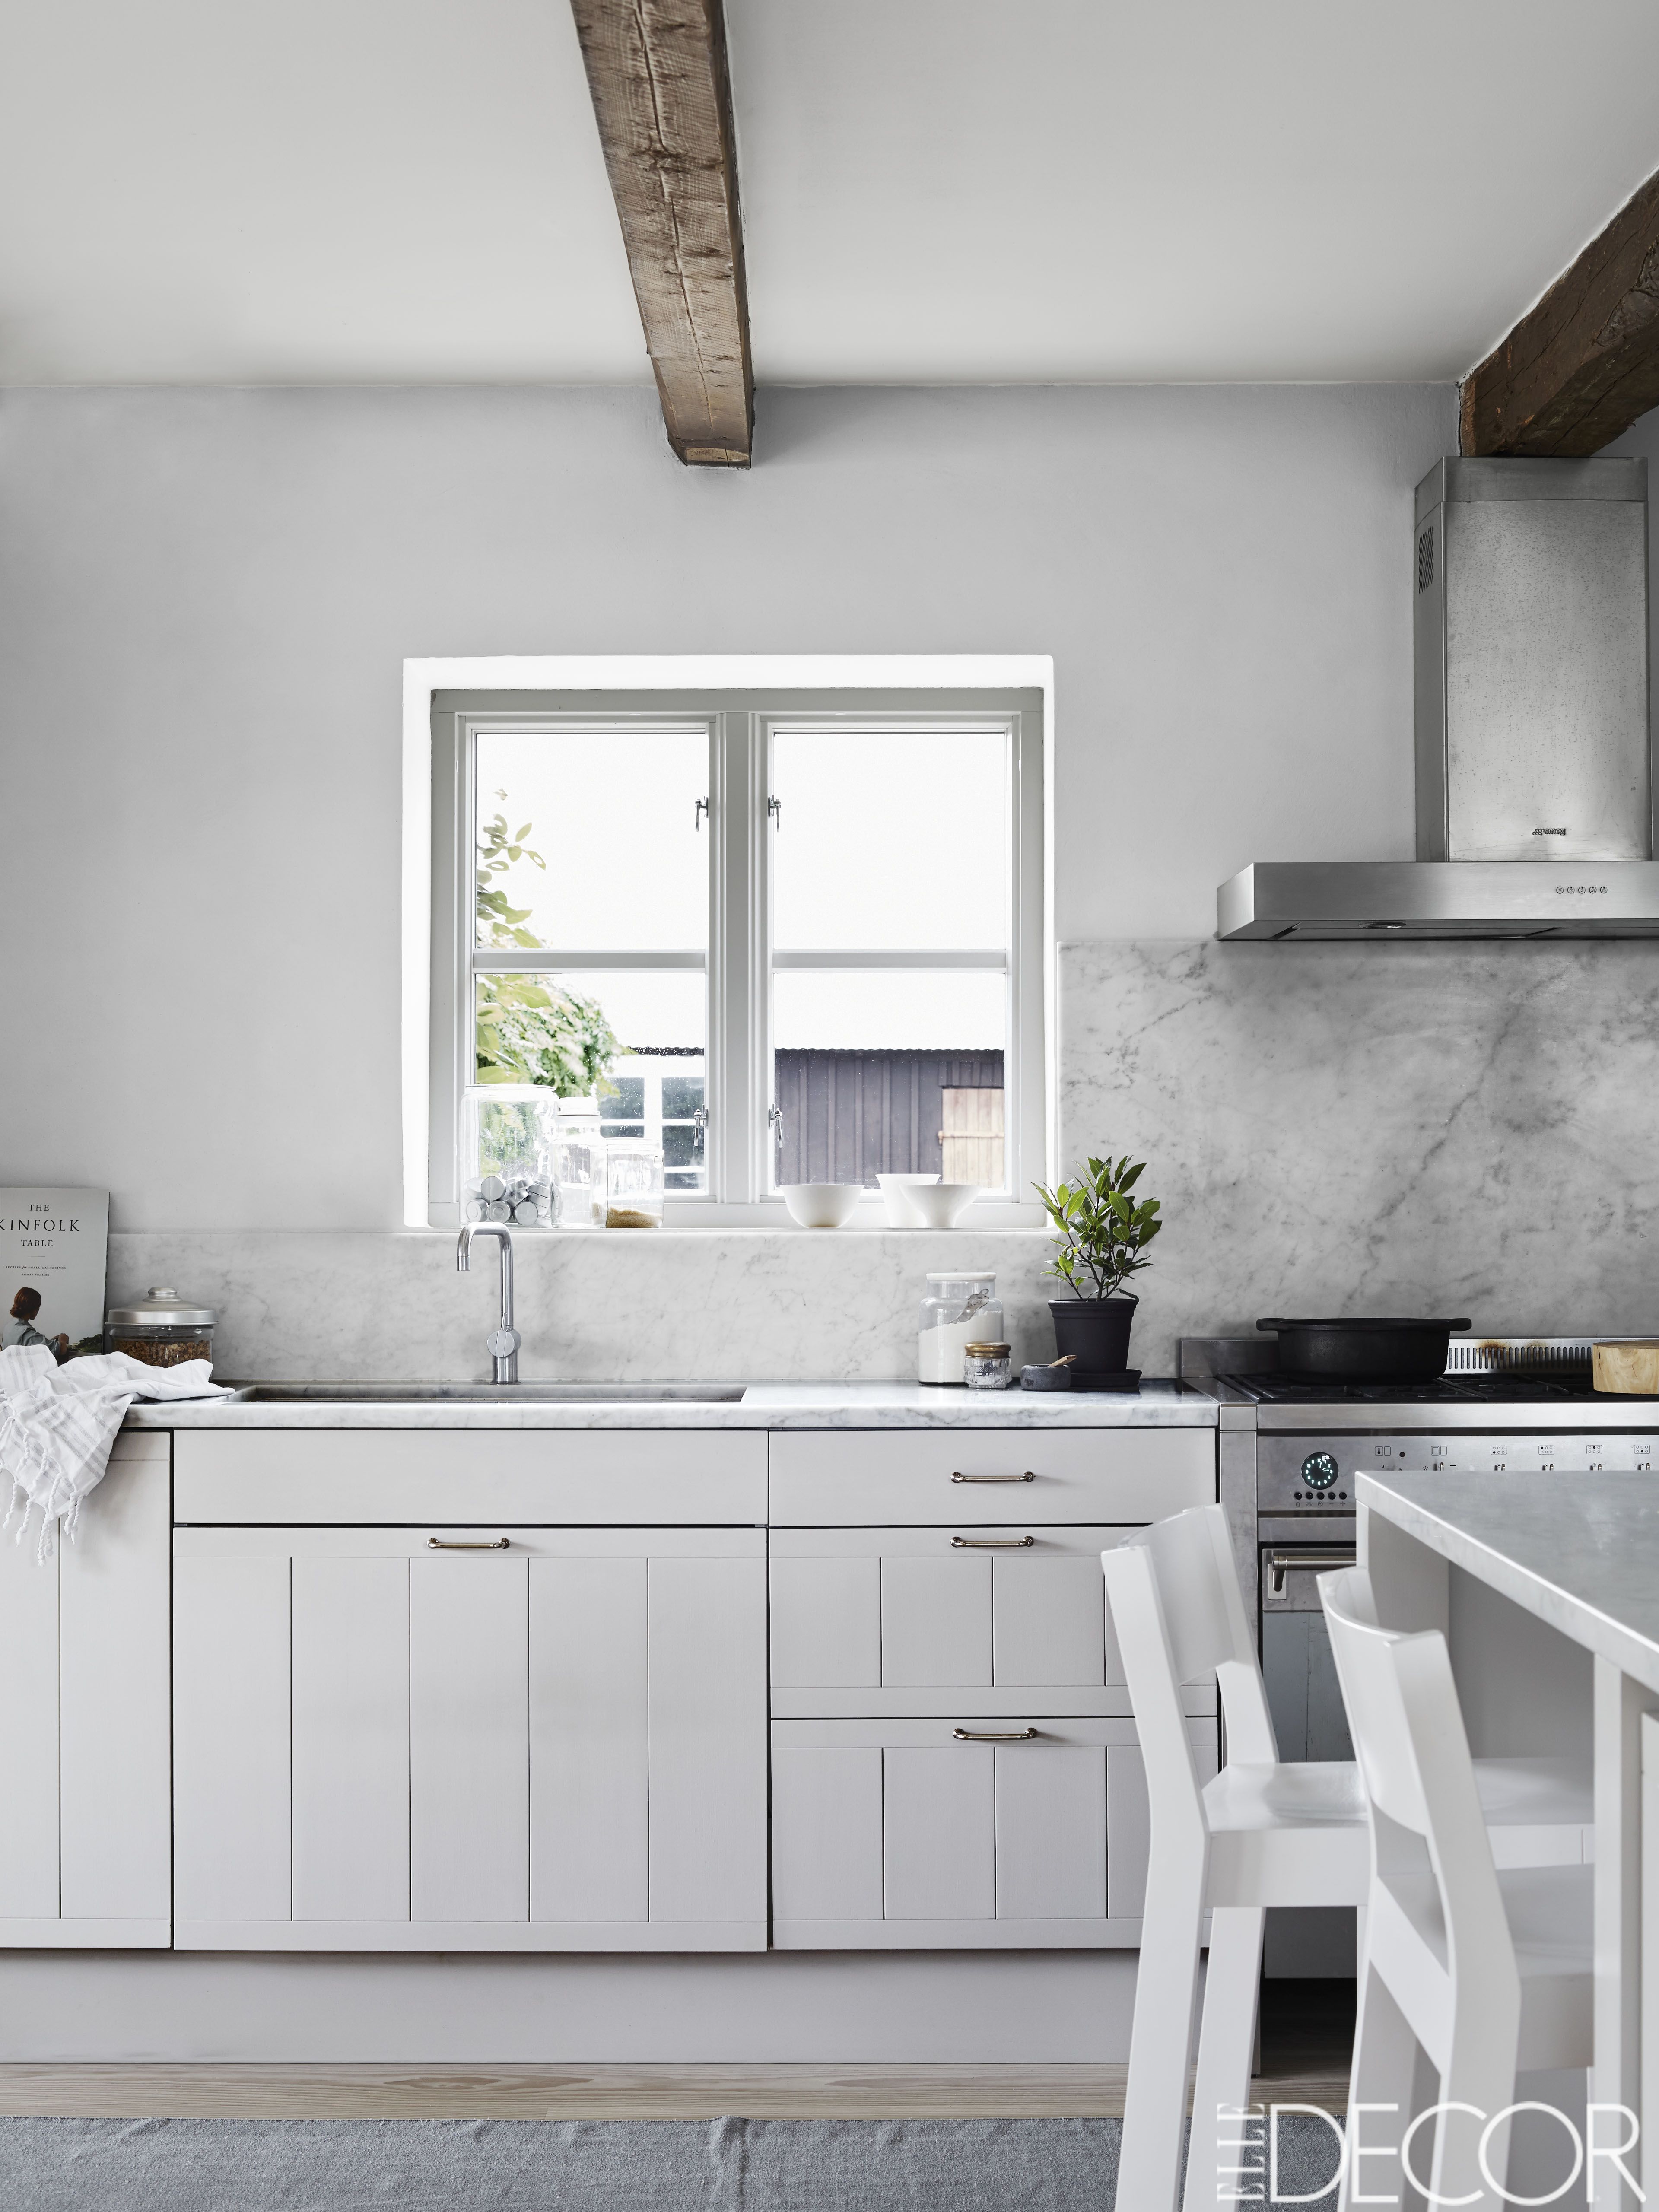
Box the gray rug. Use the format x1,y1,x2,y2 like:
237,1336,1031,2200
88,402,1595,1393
0,2113,1346,2209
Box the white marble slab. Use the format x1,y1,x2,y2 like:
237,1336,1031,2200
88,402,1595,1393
1061,938,1659,1376
124,1378,1215,1432
1358,1469,1659,1696
107,1227,1070,1386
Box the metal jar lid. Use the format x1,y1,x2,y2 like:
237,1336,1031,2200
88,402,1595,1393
105,1287,217,1327
964,1341,1012,1357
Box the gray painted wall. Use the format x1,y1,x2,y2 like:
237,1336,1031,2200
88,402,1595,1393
0,381,1452,1233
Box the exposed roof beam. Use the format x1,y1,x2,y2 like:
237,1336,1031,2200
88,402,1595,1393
569,0,753,467
1461,169,1659,457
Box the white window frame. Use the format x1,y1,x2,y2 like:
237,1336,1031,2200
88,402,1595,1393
405,656,1054,1229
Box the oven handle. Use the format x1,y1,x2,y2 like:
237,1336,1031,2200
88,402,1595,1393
1264,1546,1357,1599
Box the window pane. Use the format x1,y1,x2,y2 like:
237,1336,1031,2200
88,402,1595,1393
474,970,706,1195
476,729,708,953
772,727,1007,952
772,971,1005,1192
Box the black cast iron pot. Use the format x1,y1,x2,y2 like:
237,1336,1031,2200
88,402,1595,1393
1255,1316,1471,1382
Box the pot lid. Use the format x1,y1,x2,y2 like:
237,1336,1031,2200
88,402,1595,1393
106,1286,216,1326
1256,1317,1471,1332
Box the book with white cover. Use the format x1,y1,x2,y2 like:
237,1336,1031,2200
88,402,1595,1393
0,1188,110,1358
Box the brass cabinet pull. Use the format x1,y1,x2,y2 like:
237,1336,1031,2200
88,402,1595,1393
950,1534,1035,1549
951,1471,1036,1484
953,1726,1039,1742
426,1536,511,1551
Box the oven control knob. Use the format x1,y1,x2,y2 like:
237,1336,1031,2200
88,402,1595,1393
1300,1452,1339,1491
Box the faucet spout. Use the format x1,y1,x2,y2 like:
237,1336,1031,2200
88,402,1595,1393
456,1222,521,1384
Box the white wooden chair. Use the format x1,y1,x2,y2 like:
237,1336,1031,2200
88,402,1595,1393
1103,1506,1592,2212
1320,1565,1593,2211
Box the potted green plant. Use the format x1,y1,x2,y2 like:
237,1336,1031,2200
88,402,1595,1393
1035,1153,1162,1375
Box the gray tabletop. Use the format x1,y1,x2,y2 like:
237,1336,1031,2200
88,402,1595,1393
1359,1467,1659,1695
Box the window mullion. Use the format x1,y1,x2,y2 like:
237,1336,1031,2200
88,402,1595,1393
707,712,769,1204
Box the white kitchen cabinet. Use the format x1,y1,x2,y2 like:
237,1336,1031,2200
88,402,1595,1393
771,1716,1218,1948
769,1526,1214,1719
0,1434,172,1947
173,1525,767,1950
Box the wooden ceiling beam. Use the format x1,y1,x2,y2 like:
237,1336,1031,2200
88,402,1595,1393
570,0,753,467
1461,169,1659,457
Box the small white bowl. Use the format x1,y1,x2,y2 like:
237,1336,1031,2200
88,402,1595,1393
780,1181,863,1229
905,1181,979,1229
875,1172,941,1227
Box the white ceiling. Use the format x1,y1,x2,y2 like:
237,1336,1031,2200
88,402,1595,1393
3,0,1659,387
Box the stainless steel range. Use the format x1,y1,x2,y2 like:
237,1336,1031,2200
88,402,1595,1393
1181,1334,1659,1974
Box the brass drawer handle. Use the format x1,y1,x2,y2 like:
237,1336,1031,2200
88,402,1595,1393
953,1726,1039,1743
951,1534,1035,1549
427,1536,511,1551
951,1470,1036,1483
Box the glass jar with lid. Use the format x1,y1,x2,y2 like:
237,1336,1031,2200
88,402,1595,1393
105,1288,216,1368
917,1271,1001,1386
550,1096,606,1229
963,1341,1013,1390
602,1141,665,1229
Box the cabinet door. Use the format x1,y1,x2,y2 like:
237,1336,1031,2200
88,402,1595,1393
770,1527,1214,1719
0,1436,171,1948
772,1716,1217,1948
173,1525,766,1951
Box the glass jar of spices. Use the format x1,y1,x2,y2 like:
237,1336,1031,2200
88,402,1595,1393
105,1288,217,1368
963,1341,1013,1390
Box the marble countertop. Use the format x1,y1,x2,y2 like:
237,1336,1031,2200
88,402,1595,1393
1359,1468,1659,1695
123,1377,1217,1431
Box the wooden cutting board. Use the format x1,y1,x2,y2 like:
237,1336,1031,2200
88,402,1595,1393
1593,1341,1659,1394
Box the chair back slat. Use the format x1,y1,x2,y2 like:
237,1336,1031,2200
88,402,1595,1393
1319,1567,1431,1834
1118,1506,1278,1764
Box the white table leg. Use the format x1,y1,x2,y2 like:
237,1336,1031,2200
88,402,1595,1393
1640,1713,1659,2212
1594,1659,1659,2209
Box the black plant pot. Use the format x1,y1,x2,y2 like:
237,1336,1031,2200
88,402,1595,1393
1049,1295,1138,1374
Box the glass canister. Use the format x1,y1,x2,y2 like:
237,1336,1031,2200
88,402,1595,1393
603,1141,666,1229
917,1271,1001,1386
964,1341,1014,1390
551,1097,606,1229
105,1288,216,1368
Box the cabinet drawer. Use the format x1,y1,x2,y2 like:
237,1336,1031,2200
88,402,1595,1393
768,1429,1213,1526
769,1526,1214,1718
771,1716,1217,1948
174,1430,766,1526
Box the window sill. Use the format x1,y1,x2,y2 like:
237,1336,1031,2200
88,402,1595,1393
428,1206,1049,1236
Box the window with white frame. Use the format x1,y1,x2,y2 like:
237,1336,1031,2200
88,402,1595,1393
428,690,1046,1225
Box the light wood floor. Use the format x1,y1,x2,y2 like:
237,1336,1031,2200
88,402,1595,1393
0,2060,1351,2121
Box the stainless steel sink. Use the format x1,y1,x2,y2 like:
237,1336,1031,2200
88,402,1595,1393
229,1381,747,1403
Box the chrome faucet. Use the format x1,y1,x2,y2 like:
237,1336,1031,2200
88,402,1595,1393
456,1223,521,1383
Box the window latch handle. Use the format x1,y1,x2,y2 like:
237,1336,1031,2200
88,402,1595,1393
767,795,782,827
694,798,709,831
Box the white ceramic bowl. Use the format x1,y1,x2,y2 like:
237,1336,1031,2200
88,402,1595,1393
875,1172,941,1227
780,1181,863,1229
904,1181,979,1229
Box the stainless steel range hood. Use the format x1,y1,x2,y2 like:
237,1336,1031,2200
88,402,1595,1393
1218,457,1657,941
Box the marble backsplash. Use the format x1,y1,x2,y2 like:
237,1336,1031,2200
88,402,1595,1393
1059,938,1659,1373
109,937,1659,1383
106,1227,1060,1384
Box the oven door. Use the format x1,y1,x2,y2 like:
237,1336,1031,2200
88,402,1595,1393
1259,1538,1358,1977
1259,1541,1356,1764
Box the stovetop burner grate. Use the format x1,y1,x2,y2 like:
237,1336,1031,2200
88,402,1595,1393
1220,1372,1600,1405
